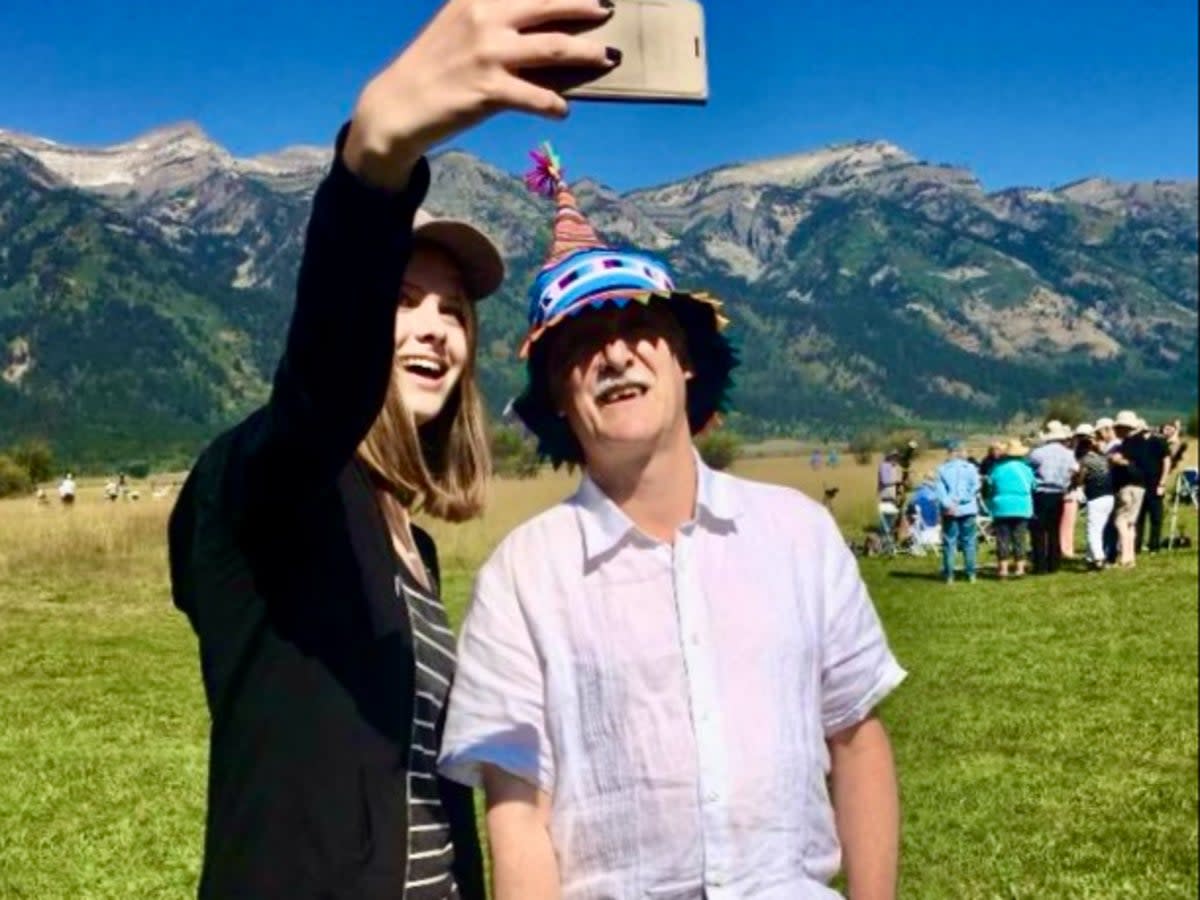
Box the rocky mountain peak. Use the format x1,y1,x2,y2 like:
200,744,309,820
0,120,233,197
1055,176,1199,216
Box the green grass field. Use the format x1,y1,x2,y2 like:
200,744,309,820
0,458,1197,898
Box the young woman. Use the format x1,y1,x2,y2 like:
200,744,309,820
167,2,620,897
169,179,500,897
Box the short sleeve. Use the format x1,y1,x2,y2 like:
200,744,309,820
818,516,907,736
439,548,554,792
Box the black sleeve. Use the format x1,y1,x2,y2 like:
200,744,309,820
412,526,442,594
225,126,431,534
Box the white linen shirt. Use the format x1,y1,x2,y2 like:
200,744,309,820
440,458,906,900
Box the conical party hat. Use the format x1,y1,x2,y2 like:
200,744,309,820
524,143,607,265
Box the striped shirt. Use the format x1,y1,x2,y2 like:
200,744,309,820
1079,451,1114,500
398,570,459,899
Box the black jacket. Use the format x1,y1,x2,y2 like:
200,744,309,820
168,132,485,899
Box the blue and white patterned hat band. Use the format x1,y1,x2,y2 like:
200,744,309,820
527,247,676,334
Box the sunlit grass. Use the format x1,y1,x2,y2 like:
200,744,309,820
0,455,1197,898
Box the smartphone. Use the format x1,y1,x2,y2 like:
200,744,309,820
525,0,708,105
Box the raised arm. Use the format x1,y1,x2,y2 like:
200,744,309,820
224,0,619,529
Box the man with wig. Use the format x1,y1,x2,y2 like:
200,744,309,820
440,146,906,900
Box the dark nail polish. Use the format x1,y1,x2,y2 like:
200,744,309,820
606,46,623,65
599,0,616,10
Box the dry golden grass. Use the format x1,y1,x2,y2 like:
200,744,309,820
0,456,882,585
2,453,1197,898
0,482,171,580
4,443,1193,581
421,454,884,570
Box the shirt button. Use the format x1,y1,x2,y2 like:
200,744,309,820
705,791,719,803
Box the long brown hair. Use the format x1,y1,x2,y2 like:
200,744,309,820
357,271,491,522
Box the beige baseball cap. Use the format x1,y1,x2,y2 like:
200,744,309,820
412,209,505,301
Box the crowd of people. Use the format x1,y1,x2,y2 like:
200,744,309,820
40,472,173,504
879,412,1192,582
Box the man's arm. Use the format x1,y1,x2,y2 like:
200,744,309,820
483,765,559,900
828,714,900,900
1157,443,1172,494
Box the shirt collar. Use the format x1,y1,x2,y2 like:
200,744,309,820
573,450,743,562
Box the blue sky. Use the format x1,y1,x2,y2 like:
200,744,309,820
1,0,1195,192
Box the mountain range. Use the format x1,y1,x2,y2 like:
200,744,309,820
0,122,1196,462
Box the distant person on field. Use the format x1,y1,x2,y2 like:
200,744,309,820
1161,419,1188,472
985,439,1035,578
165,1,617,895
1127,416,1171,554
1073,426,1115,571
1059,428,1087,560
57,473,76,506
978,440,1005,480
898,439,920,494
878,450,904,547
935,440,981,583
1108,410,1154,567
810,447,824,470
1095,416,1120,453
827,447,840,468
1027,421,1077,574
1096,416,1121,562
904,472,941,551
439,148,906,899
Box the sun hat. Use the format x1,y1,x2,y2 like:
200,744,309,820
1114,409,1142,431
1095,416,1115,431
1074,423,1095,438
411,208,505,301
1040,420,1073,442
1003,438,1029,457
510,143,737,464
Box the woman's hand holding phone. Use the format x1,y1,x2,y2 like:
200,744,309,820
344,0,618,190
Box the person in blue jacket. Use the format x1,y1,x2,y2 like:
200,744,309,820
935,440,982,583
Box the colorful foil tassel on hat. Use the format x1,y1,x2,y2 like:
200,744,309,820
524,142,606,264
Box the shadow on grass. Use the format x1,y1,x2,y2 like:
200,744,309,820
886,569,949,581
884,568,1029,581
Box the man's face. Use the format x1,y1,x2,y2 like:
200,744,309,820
547,302,693,465
1115,425,1133,440
393,244,471,426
